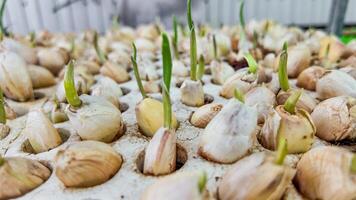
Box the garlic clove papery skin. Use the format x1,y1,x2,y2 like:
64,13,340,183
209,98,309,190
0,50,34,102
260,106,315,154
141,171,205,200
245,86,276,124
316,70,356,99
172,60,189,77
211,60,235,85
277,90,317,113
311,96,356,141
190,103,223,128
295,146,356,200
100,61,130,83
90,76,123,108
23,108,62,153
218,152,296,200
199,100,258,164
136,98,178,137
143,127,176,176
0,157,51,200
0,123,10,139
28,65,56,89
65,95,125,142
180,80,205,107
37,47,69,75
1,38,38,65
55,140,122,188
296,66,326,91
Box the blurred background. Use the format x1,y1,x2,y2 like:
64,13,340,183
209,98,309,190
2,0,356,35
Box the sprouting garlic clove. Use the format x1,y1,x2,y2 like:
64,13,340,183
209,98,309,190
0,50,34,102
100,61,130,83
316,70,356,99
210,60,235,85
199,100,258,164
172,59,189,77
143,80,161,94
180,79,205,107
261,53,276,69
23,108,62,153
76,60,101,75
135,98,178,137
55,140,122,188
4,103,17,120
218,152,295,200
259,105,315,154
296,66,326,91
190,103,223,128
319,36,351,63
134,38,157,52
0,123,10,139
245,86,276,124
295,146,356,200
311,96,356,142
138,61,159,81
0,157,51,199
143,127,176,175
90,76,123,108
41,99,68,124
28,65,56,89
56,75,88,103
137,24,160,41
37,47,69,75
277,90,317,113
65,95,125,142
107,50,131,70
1,38,38,65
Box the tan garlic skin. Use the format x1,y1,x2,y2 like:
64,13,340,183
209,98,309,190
143,127,176,176
172,60,189,77
190,103,223,128
210,60,235,85
100,61,130,83
37,47,69,75
143,80,161,94
295,146,356,200
218,152,295,200
245,86,276,124
316,70,356,99
141,171,206,200
136,98,178,137
199,100,257,164
0,157,51,199
28,65,56,89
220,68,257,99
0,50,34,102
296,66,326,91
1,38,38,64
65,95,125,142
260,106,315,154
311,96,356,141
180,80,205,107
23,109,62,153
90,76,123,108
55,140,122,188
277,90,317,113
0,124,10,139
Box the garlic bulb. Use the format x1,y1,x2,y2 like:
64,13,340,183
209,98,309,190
210,60,235,85
180,79,205,107
55,140,122,188
23,108,62,153
136,98,178,137
172,59,189,77
144,127,176,175
91,76,123,108
260,105,315,154
295,146,356,200
28,65,56,89
0,157,51,199
316,70,356,99
311,96,356,142
143,80,161,94
0,50,34,102
142,171,207,200
199,100,257,163
218,152,295,200
277,90,317,113
1,38,38,64
100,61,130,83
190,103,223,128
220,68,257,99
37,47,69,75
296,66,326,91
65,95,125,142
245,86,276,124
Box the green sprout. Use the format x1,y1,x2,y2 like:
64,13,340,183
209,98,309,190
198,171,207,193
0,88,6,124
0,154,4,166
161,32,173,129
213,34,217,60
112,15,120,30
29,32,36,48
234,88,245,103
0,0,8,38
187,0,198,81
93,31,107,64
187,0,194,30
239,0,245,29
282,41,288,51
70,37,75,56
196,54,205,81
351,155,356,173
284,90,302,115
275,137,288,165
324,42,330,58
278,46,290,92
244,53,258,74
172,15,179,59
64,60,82,108
131,42,147,99
252,31,258,48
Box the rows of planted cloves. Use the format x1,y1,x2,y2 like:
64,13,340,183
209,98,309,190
1,0,356,199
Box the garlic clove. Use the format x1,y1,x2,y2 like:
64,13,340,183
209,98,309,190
199,100,258,163
319,36,350,63
172,59,189,77
340,66,356,79
55,140,122,188
28,65,56,89
316,70,356,99
100,61,130,83
277,89,317,113
143,127,176,175
90,76,123,108
107,50,131,70
136,98,178,137
37,47,69,75
76,60,101,75
143,80,161,94
220,68,257,99
180,79,205,107
4,103,17,120
134,38,157,52
296,66,326,91
1,38,38,65
56,75,88,103
138,61,159,81
210,60,235,85
190,103,223,128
